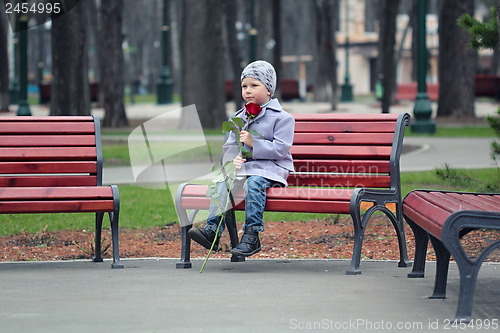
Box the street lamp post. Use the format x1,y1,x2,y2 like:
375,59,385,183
411,0,435,133
156,0,173,104
17,11,31,116
37,24,45,105
9,13,19,105
340,0,353,102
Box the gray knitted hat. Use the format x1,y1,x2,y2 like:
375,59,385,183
240,60,277,96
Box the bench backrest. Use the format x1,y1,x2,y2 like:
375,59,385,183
0,116,103,187
289,113,410,191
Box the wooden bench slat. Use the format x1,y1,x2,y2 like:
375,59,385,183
0,161,97,174
181,185,354,201
0,176,98,187
264,199,350,214
0,147,96,161
293,114,399,122
446,193,500,211
412,191,462,213
180,196,351,214
293,160,391,173
0,116,95,122
294,121,397,133
428,191,491,212
290,145,391,159
293,133,394,145
0,122,95,134
0,200,115,214
0,135,96,147
478,194,500,206
0,187,113,200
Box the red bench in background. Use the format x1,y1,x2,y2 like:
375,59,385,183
395,82,439,101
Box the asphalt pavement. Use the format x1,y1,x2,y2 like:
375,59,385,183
1,258,499,332
1,100,499,332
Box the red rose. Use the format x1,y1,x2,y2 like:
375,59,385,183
245,103,262,117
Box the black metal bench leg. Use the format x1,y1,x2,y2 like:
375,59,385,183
428,235,450,299
109,186,123,269
176,224,192,269
446,227,484,323
109,210,124,269
347,213,366,275
394,205,411,268
93,212,104,263
453,262,477,323
224,209,245,262
407,218,429,278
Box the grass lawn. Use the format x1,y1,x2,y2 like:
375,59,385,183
0,168,498,237
404,126,496,138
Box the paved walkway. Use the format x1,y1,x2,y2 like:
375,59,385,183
1,258,499,332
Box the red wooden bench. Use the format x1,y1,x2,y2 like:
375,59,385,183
403,189,500,322
0,116,122,268
175,113,411,274
395,82,439,101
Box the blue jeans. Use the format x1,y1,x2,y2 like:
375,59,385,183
205,176,276,234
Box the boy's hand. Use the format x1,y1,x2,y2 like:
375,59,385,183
239,131,254,147
233,155,246,170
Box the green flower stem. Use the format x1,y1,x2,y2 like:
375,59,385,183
200,174,234,273
244,116,253,131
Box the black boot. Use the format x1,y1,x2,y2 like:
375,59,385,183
231,231,261,257
188,227,220,251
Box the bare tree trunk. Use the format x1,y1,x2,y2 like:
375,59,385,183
99,0,128,127
224,0,244,110
180,0,225,129
0,1,9,112
50,0,90,116
437,0,476,118
312,0,337,109
377,0,400,114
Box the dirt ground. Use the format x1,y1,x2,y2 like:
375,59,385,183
1,215,498,264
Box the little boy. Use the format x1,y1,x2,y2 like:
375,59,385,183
188,60,295,257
